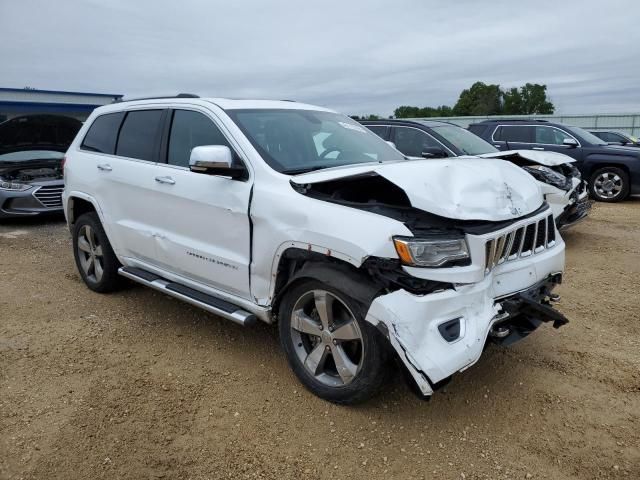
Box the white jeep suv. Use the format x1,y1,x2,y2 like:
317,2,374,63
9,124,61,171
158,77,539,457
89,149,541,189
63,95,568,404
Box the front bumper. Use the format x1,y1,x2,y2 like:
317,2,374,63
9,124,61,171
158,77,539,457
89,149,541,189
544,178,591,229
557,190,592,230
0,180,63,218
365,227,566,396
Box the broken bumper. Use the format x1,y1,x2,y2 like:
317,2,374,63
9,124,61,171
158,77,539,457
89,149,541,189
365,240,566,396
556,187,591,230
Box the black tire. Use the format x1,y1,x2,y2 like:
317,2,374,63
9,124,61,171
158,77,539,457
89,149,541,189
72,212,123,293
278,279,390,404
589,167,629,202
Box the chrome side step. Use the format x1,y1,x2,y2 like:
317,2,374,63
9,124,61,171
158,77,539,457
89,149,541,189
118,266,257,327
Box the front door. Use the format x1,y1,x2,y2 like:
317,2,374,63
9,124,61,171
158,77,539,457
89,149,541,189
151,108,252,299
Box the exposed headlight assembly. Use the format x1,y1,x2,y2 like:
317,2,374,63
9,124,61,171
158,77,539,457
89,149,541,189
522,165,571,191
0,180,33,191
393,236,470,267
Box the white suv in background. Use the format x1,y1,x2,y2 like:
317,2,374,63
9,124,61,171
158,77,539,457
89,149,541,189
63,95,568,404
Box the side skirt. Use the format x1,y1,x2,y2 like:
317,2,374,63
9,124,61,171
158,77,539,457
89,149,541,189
119,266,257,327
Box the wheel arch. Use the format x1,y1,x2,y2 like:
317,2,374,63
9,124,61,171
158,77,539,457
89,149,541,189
582,157,632,178
270,248,381,320
66,193,104,227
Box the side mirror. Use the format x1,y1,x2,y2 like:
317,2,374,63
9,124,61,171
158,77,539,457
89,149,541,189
189,145,246,179
385,141,397,149
421,146,448,158
562,138,578,148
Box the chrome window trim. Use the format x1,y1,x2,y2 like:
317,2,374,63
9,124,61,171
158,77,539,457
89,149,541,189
77,104,253,180
490,124,581,147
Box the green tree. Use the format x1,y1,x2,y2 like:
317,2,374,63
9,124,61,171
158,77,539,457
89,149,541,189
394,106,423,118
503,83,554,114
502,87,524,115
394,105,453,118
452,82,502,116
392,82,554,118
520,83,554,114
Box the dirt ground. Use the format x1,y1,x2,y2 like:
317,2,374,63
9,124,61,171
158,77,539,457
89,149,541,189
1,200,639,480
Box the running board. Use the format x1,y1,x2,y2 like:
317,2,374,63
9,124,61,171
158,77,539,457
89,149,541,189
118,266,257,327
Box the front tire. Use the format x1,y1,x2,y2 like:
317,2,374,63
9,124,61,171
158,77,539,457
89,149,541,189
72,212,123,293
278,279,389,404
589,167,629,202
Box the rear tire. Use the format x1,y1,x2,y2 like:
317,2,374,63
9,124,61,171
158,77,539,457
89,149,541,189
589,167,629,202
278,279,390,404
72,212,123,293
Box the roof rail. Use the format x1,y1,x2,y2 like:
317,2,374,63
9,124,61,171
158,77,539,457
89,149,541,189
478,118,549,123
113,93,200,103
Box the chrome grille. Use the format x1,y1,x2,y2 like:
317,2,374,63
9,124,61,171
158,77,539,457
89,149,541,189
485,214,556,274
34,185,64,208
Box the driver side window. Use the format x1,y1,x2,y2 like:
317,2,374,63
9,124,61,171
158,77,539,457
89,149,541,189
392,127,440,157
167,110,233,167
534,126,573,145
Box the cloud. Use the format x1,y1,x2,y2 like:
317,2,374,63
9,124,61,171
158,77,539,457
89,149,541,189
1,0,638,115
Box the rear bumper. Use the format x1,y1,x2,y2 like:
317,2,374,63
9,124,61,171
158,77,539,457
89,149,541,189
365,239,566,396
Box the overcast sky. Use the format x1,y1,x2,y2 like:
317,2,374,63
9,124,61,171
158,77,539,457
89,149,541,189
1,0,639,116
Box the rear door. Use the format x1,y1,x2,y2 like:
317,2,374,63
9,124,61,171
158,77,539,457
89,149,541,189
78,109,167,264
491,125,533,151
151,107,252,299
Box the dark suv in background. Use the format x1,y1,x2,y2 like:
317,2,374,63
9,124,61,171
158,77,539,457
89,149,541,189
469,119,640,202
590,130,639,148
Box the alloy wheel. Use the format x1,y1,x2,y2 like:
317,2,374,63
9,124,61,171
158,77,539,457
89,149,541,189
594,172,623,199
77,224,104,283
290,290,364,387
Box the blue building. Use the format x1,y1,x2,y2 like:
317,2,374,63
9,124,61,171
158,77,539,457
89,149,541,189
0,87,123,122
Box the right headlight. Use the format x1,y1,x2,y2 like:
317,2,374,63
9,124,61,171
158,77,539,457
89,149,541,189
393,236,470,267
0,180,33,191
522,165,571,191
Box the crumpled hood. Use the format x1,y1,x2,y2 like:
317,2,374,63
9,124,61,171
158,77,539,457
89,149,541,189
477,149,575,166
291,158,543,221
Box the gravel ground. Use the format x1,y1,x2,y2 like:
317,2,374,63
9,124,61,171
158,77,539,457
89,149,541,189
1,200,639,480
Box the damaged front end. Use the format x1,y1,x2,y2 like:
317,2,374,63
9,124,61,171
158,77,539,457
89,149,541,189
290,159,568,399
478,150,591,229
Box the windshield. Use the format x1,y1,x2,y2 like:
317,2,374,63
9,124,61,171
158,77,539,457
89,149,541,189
431,125,498,155
226,109,406,174
565,126,607,145
0,150,64,163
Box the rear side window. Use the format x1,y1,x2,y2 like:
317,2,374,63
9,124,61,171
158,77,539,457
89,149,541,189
494,125,531,143
116,110,164,161
81,112,124,154
167,110,232,167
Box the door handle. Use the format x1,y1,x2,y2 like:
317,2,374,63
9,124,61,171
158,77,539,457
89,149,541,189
97,163,112,171
532,147,545,151
155,176,176,185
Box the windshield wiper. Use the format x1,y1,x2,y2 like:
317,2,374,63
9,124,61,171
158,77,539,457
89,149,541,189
281,165,329,175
